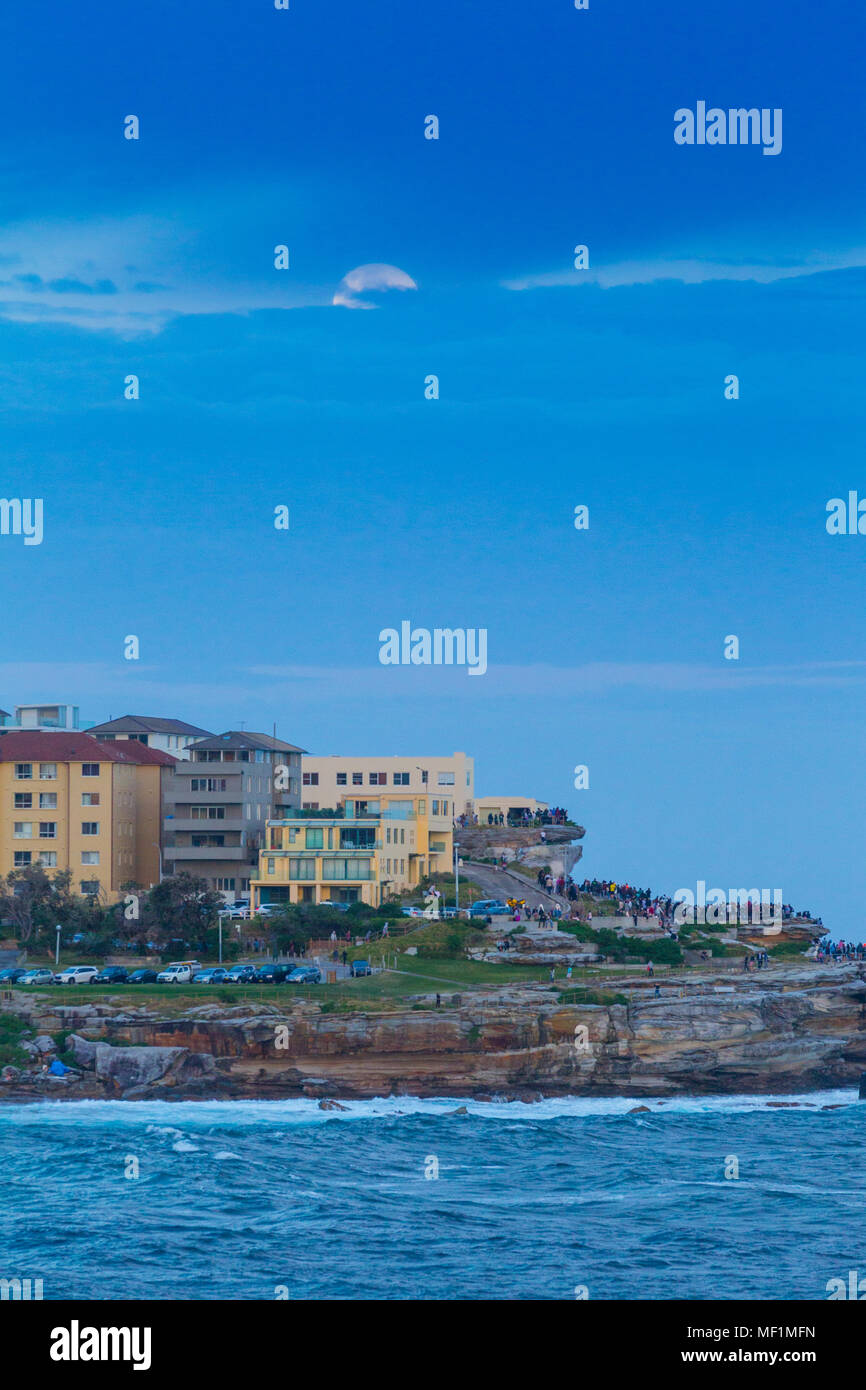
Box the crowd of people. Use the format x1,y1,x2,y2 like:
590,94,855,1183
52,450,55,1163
816,938,865,963
453,806,572,829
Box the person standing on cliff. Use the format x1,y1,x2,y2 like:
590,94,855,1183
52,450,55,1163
646,961,654,978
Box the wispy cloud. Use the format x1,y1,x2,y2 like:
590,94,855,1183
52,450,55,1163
4,659,865,724
0,214,417,335
503,249,866,292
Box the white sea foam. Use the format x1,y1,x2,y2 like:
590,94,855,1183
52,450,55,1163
0,1088,857,1128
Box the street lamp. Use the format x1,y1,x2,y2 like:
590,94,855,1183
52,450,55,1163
55,923,61,966
454,843,460,916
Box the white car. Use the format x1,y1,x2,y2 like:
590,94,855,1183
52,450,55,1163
55,965,99,985
156,964,196,984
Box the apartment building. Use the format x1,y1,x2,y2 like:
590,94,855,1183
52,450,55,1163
250,791,454,910
0,703,93,732
0,731,175,901
87,714,213,761
300,751,474,817
163,731,305,899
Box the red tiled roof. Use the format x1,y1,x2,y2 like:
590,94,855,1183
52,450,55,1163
0,730,176,766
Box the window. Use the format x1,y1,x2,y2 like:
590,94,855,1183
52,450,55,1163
191,777,226,792
191,806,225,820
418,800,426,814
421,770,428,784
13,823,32,839
81,792,100,806
14,851,31,866
191,834,224,847
81,851,100,865
39,823,57,839
323,857,372,881
215,877,236,891
80,881,99,896
352,772,363,785
267,858,275,875
432,800,439,815
400,828,405,844
39,792,57,809
369,772,387,785
302,772,319,786
14,764,32,780
302,802,319,811
336,772,347,786
341,828,376,849
81,763,99,777
305,828,323,849
82,822,100,836
393,772,409,785
14,793,32,809
386,827,391,844
38,852,57,867
288,857,316,880
437,772,455,785
39,763,57,780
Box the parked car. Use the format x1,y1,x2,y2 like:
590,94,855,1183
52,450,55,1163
218,904,249,920
350,959,372,977
192,968,228,984
18,968,56,986
286,966,321,984
255,963,292,983
91,966,129,984
55,965,100,985
319,902,351,912
401,906,424,918
224,965,258,983
0,967,26,983
156,962,202,984
469,900,510,917
127,969,158,984
254,904,281,918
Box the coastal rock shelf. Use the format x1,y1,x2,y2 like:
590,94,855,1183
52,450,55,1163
3,964,866,1101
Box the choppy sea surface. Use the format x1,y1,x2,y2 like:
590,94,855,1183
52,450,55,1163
0,1091,862,1300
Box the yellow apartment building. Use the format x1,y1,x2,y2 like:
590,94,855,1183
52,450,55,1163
0,731,175,902
250,792,454,909
300,751,474,818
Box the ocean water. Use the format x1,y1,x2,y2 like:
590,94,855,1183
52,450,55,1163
0,1091,862,1301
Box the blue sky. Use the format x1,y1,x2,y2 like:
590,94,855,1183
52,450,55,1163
1,0,865,931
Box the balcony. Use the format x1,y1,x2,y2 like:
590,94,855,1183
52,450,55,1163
164,816,245,833
163,845,249,861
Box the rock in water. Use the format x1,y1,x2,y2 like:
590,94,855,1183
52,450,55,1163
629,1105,651,1114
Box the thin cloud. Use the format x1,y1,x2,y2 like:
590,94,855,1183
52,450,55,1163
504,249,866,292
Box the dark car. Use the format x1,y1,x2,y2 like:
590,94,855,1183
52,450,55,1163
127,969,158,984
91,966,130,984
224,965,258,983
255,963,292,983
350,959,372,977
286,966,322,984
0,967,26,983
